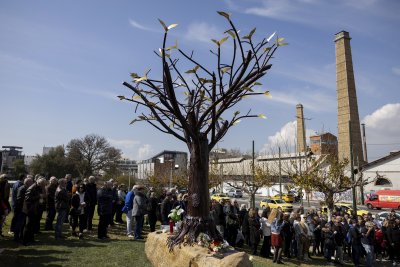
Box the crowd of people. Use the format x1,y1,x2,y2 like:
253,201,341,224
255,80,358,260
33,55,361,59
210,198,400,267
0,173,191,244
1,173,400,267
0,173,136,244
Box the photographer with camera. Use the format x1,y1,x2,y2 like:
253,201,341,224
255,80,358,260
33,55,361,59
361,221,376,267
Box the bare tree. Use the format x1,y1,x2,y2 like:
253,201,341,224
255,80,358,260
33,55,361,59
227,160,277,208
293,155,368,215
66,134,122,178
119,11,284,248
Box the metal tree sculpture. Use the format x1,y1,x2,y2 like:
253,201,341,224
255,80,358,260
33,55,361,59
119,11,285,249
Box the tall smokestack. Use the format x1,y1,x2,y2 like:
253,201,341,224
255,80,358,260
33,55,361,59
335,31,364,165
296,104,306,153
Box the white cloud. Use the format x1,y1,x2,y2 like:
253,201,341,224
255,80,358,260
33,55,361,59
244,0,317,25
363,103,400,134
261,120,316,154
362,103,400,159
392,67,400,76
137,144,154,160
108,138,140,149
185,22,220,43
128,19,157,32
255,89,336,113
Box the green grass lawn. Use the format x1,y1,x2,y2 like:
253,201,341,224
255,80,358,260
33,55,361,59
0,212,357,267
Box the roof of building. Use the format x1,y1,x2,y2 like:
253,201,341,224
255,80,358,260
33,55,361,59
150,150,187,160
361,150,400,171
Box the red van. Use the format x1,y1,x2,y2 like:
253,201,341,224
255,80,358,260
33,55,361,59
365,190,400,210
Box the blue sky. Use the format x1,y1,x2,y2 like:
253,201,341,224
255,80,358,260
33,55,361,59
1,0,399,162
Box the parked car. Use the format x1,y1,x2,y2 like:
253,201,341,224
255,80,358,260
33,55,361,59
321,202,368,216
227,189,243,198
365,190,400,210
376,211,400,222
211,193,231,203
259,198,293,212
271,193,295,203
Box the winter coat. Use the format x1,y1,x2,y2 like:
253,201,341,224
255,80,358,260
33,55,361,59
55,187,70,210
161,197,174,224
350,225,362,246
11,180,23,210
23,183,42,216
85,182,97,206
333,224,345,246
46,183,58,210
132,190,148,217
97,188,113,216
387,226,400,244
15,185,28,213
249,217,261,244
71,192,90,215
122,191,135,213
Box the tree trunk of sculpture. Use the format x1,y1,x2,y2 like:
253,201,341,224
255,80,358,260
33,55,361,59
167,134,222,250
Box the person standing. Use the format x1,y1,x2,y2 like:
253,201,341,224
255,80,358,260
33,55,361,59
10,174,25,234
132,185,148,240
260,209,272,258
225,200,239,247
350,218,362,267
70,184,89,239
65,174,73,224
122,186,135,237
361,221,376,267
110,180,118,226
54,178,70,240
44,177,58,231
97,181,113,239
271,212,285,264
22,177,46,245
85,176,97,231
0,174,11,237
248,209,261,255
115,184,126,224
147,192,158,232
160,192,174,225
13,177,33,242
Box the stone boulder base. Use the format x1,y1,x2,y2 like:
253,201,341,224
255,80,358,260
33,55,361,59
145,232,252,267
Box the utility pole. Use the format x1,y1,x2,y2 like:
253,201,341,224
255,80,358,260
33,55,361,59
251,140,255,209
361,123,368,203
279,147,282,200
349,121,357,216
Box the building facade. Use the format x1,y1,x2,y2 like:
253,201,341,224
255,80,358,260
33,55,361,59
137,150,188,180
362,151,400,194
310,132,338,155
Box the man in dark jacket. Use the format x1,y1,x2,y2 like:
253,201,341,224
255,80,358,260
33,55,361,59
85,176,97,230
387,219,400,264
97,181,113,239
132,185,148,240
148,192,158,232
22,177,46,245
160,192,174,225
54,178,69,239
44,177,58,230
350,219,362,267
10,173,25,234
13,177,33,242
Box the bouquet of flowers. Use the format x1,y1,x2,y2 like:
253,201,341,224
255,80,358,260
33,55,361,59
168,206,184,223
196,233,230,253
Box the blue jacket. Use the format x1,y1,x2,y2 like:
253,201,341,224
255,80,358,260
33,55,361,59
122,191,135,213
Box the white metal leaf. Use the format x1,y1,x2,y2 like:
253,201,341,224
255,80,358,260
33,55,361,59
267,31,276,42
